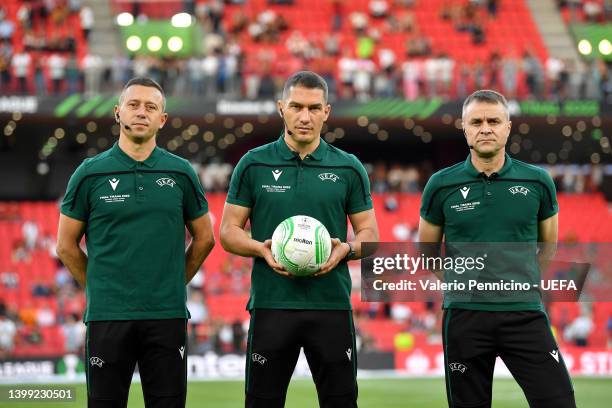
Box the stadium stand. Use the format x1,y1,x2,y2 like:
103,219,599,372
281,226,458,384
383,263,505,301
2,0,609,100
0,0,89,94
558,0,611,23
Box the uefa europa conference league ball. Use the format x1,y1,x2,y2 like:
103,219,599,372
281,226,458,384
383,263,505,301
271,215,332,277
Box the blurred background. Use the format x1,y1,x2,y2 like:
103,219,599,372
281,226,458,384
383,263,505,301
0,0,611,384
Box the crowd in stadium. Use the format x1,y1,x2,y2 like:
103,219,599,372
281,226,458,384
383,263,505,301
557,0,612,22
196,160,607,194
1,0,611,101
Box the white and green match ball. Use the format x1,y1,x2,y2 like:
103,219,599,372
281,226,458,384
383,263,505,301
271,215,332,277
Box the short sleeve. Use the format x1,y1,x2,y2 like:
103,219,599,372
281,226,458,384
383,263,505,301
60,162,90,222
420,172,445,226
226,154,254,208
346,155,373,214
537,169,558,220
182,161,209,221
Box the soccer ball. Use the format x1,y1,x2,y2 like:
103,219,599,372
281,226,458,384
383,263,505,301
271,215,332,277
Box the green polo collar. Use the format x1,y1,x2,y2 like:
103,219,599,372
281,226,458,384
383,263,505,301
111,142,162,168
275,136,327,161
463,152,513,178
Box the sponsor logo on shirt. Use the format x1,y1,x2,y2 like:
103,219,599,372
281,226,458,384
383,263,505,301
101,178,130,203
261,184,291,193
109,178,120,191
459,186,470,199
450,201,481,212
260,170,291,192
99,194,130,203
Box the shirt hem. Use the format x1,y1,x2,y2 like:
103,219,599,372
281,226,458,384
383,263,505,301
443,302,544,311
247,302,352,311
419,212,443,226
186,208,209,221
347,204,373,215
84,310,188,322
60,209,87,222
538,209,559,221
226,197,252,208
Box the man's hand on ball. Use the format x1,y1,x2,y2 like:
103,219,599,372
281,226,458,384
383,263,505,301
314,238,350,277
261,239,291,277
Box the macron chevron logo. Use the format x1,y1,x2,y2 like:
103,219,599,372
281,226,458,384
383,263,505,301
549,349,559,363
459,186,470,199
272,169,282,181
109,178,120,191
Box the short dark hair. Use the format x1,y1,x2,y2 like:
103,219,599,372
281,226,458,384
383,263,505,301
462,89,509,120
119,77,166,110
282,71,329,102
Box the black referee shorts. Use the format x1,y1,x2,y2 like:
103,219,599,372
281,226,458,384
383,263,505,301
442,309,576,408
86,319,188,408
245,309,358,408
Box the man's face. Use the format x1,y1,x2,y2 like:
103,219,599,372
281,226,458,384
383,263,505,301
462,101,511,158
277,86,331,145
115,85,167,144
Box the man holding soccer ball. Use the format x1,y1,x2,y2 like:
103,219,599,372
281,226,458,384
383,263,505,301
220,71,379,408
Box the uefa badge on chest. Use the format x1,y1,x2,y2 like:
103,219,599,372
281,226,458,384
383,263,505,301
156,178,176,187
509,185,530,196
319,173,339,182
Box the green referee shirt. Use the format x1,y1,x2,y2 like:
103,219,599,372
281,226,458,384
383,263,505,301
227,136,373,310
420,153,558,311
60,142,208,322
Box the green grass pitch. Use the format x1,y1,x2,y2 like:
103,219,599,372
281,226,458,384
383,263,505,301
3,377,611,407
